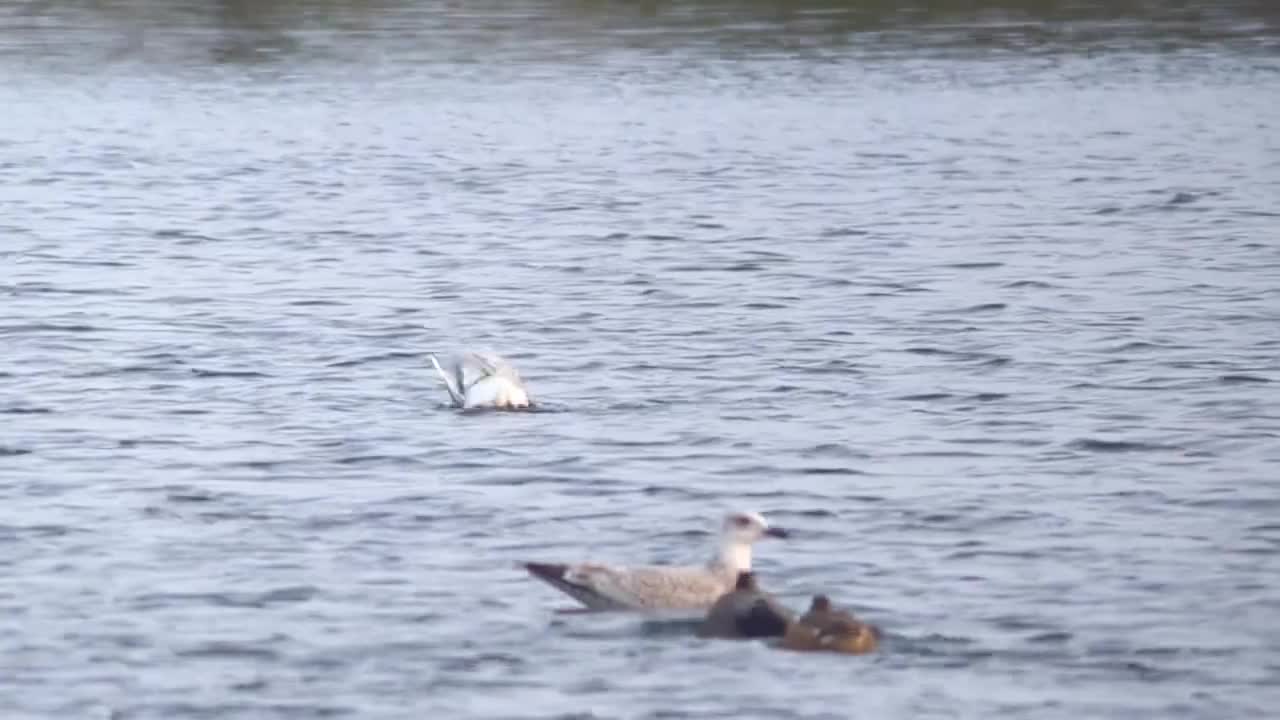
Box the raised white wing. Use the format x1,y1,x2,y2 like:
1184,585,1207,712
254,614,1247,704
429,354,465,406
432,351,531,409
463,352,522,383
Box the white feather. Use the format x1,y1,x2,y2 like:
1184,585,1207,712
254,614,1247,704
430,351,532,410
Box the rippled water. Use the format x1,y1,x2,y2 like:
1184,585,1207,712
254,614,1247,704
2,1,1279,718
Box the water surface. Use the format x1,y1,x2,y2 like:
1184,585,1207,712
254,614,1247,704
2,2,1279,718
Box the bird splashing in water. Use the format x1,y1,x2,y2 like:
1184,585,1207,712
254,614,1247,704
429,351,532,410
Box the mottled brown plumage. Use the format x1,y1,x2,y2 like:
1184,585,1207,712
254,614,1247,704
523,512,789,611
779,594,880,655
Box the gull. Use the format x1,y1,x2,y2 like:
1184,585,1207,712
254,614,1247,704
524,511,789,612
698,571,795,639
429,351,531,410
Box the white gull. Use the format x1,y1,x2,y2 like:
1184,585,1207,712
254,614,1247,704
429,351,532,410
524,511,789,612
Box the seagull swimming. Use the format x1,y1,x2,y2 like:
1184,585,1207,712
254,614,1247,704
524,511,789,612
429,351,531,410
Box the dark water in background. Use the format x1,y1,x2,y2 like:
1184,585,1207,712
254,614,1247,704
2,1,1280,718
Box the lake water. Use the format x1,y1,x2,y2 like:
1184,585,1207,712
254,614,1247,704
2,1,1279,718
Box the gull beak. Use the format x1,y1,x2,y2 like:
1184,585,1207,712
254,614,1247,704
764,526,789,539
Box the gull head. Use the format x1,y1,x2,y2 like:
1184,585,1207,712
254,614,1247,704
721,511,788,546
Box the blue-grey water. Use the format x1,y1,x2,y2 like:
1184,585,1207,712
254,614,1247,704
2,1,1279,718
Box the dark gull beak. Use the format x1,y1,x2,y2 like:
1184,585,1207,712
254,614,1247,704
765,526,789,539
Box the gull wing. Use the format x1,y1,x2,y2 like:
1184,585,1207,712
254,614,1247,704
576,565,729,610
527,562,729,611
527,558,732,607
465,352,522,383
429,354,465,407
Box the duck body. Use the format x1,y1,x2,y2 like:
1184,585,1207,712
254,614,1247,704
698,571,794,639
779,595,880,655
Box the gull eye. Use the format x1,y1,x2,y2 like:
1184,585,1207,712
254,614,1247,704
733,515,751,528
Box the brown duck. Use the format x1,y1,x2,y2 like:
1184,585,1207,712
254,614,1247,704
779,595,881,655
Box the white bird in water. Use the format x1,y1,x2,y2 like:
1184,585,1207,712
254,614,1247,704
429,351,532,410
524,511,790,612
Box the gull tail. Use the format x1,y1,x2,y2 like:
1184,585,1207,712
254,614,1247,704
429,354,465,407
524,562,623,611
